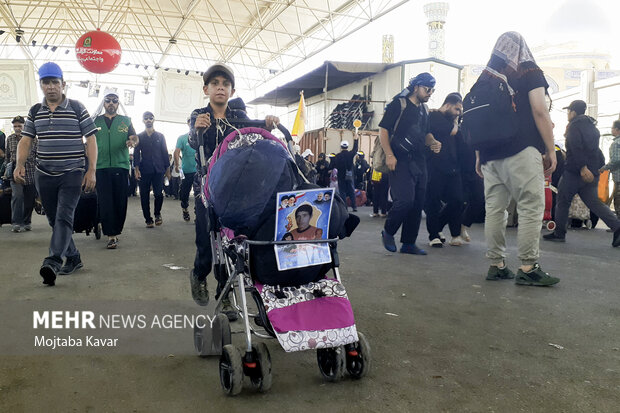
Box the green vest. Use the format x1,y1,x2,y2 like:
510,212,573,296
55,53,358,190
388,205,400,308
95,115,131,170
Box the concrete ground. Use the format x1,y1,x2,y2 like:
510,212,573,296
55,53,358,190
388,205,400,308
0,196,619,413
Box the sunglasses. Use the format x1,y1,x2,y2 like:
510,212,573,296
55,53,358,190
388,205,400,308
144,117,154,121
105,98,119,104
422,86,435,94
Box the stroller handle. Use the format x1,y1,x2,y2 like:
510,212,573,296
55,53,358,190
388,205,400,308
227,119,293,143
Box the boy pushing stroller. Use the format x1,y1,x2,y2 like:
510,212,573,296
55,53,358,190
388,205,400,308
187,63,279,316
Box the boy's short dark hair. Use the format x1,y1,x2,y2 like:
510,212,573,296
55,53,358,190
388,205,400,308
12,115,25,124
295,204,313,217
613,119,620,131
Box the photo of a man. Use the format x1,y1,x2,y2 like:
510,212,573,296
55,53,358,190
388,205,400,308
290,204,323,241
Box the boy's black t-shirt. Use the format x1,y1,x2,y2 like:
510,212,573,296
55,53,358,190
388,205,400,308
479,62,548,164
378,96,429,160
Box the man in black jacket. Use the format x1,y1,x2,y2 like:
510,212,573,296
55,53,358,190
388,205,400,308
332,138,359,211
543,100,620,246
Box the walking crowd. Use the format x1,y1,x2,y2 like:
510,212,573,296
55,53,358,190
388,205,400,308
1,31,619,298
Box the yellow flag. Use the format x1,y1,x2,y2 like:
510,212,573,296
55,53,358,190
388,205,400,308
291,91,305,143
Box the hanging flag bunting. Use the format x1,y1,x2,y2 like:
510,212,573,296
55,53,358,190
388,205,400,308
291,91,306,144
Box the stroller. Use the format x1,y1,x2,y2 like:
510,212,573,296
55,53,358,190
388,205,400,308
192,120,369,396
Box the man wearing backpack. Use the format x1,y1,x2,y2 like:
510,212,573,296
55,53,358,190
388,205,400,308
543,100,620,246
379,72,441,255
472,32,559,286
14,62,98,286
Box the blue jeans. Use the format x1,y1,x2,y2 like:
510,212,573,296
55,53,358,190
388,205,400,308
35,170,83,266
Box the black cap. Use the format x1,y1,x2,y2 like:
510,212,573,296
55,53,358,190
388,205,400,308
12,115,25,124
143,111,154,119
563,100,587,115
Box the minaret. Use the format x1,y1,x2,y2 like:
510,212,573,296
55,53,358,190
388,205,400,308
382,35,394,64
423,2,449,60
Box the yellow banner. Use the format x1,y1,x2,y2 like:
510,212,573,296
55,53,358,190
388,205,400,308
291,91,305,143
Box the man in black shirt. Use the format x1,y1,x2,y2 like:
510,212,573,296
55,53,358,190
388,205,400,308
425,92,465,247
134,112,170,227
332,138,359,211
378,72,441,255
476,32,559,286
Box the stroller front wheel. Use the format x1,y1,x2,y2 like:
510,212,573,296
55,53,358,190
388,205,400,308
249,342,272,393
219,344,244,396
317,346,345,382
345,332,371,379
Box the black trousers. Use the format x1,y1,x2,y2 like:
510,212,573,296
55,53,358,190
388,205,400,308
180,172,195,209
554,171,620,236
138,172,164,222
461,175,485,227
372,175,389,214
96,168,128,236
425,171,464,239
193,194,212,282
384,160,427,244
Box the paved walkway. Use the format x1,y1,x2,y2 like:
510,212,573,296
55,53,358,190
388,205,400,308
0,196,618,412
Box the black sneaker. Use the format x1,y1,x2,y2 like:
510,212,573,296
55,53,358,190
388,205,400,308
543,232,565,242
189,270,209,306
515,263,560,286
486,265,515,280
221,296,238,322
613,228,620,248
58,255,83,275
182,209,190,222
40,260,60,286
155,215,163,226
146,219,155,228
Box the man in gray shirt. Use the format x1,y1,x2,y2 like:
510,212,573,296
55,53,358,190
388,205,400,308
15,62,98,286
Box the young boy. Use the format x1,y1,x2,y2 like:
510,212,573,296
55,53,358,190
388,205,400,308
188,63,279,318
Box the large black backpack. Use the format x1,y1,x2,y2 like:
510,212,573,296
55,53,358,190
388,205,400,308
461,73,519,150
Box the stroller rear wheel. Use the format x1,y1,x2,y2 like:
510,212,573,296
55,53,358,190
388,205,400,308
220,344,244,396
317,346,345,382
249,342,272,392
94,223,102,240
345,332,371,379
193,314,231,357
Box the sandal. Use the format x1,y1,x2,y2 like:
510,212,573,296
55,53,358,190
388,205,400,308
107,237,118,249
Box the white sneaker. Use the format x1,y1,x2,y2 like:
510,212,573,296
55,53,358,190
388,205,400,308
429,238,443,248
461,226,471,242
438,232,446,243
449,236,464,246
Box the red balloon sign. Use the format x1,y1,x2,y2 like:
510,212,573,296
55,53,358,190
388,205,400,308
75,30,122,74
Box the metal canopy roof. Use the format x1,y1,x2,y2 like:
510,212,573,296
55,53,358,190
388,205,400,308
250,57,464,106
0,0,411,90
249,61,387,106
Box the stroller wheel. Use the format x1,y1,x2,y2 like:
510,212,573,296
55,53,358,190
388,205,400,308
94,223,102,240
317,346,345,382
345,332,371,379
546,221,556,231
249,342,272,393
220,345,244,396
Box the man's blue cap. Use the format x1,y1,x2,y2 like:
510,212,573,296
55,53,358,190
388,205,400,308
39,62,63,80
408,72,436,89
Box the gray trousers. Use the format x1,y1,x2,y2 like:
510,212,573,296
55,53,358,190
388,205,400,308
554,171,620,236
481,147,544,266
10,181,36,226
35,170,83,265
